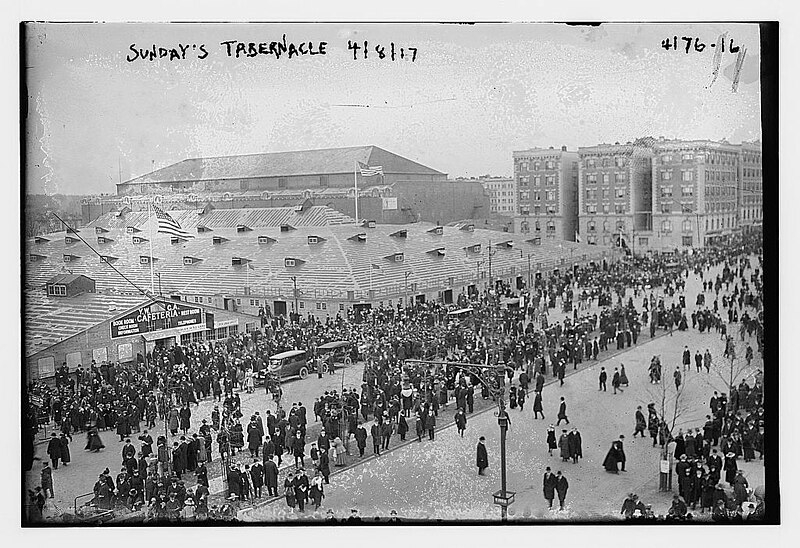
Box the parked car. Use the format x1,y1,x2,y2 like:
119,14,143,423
257,349,309,381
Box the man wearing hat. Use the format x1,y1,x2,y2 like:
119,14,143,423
543,467,557,509
476,436,488,476
46,433,62,469
555,471,569,510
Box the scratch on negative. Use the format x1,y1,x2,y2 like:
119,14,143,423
731,46,747,93
707,31,726,89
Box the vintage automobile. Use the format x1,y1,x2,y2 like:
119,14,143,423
314,340,352,373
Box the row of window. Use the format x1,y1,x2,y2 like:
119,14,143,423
742,168,762,178
658,153,696,164
586,220,626,232
586,204,627,214
520,190,557,201
517,160,558,171
584,157,628,169
660,202,695,214
659,170,694,182
519,205,558,215
518,175,557,186
586,188,626,200
585,173,626,184
659,185,694,198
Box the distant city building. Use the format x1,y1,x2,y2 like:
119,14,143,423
738,140,763,233
480,177,517,216
512,146,579,241
578,141,653,249
83,146,489,227
650,138,742,249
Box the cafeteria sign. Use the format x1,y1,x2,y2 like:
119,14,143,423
111,301,203,339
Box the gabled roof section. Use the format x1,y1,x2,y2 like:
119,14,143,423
427,247,446,257
427,226,444,236
257,235,276,244
119,146,444,186
94,226,109,234
389,229,407,238
34,236,50,244
46,273,90,285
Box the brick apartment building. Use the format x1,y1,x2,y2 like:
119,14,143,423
512,146,579,241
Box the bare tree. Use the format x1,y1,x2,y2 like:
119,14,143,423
702,338,762,412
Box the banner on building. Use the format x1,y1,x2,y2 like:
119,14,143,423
110,301,203,339
93,347,108,363
118,343,133,361
382,197,398,210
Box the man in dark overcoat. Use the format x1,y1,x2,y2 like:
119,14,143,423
476,436,488,475
46,433,62,469
555,471,569,509
264,458,279,496
543,467,557,508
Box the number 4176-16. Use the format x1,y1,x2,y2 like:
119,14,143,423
661,36,740,54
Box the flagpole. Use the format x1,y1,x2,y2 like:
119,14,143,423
148,200,155,296
353,161,359,225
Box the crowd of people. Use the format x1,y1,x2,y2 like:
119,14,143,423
24,230,765,522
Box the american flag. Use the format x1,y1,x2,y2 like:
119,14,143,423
154,206,194,239
358,161,384,177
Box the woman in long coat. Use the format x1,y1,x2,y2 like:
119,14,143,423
546,426,557,456
533,392,544,419
619,365,629,387
724,452,738,486
168,408,179,436
309,471,325,510
558,431,570,461
602,442,620,473
333,437,346,467
59,433,71,465
284,473,296,508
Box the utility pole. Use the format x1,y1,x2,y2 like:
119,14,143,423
404,271,411,308
488,240,493,290
290,276,298,322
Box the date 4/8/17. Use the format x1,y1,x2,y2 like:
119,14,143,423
661,36,741,54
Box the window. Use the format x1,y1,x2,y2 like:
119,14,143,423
316,302,321,310
602,204,610,214
299,301,305,309
394,253,405,263
587,235,597,244
661,154,673,163
588,221,596,231
586,174,597,184
339,303,345,311
661,170,672,180
546,175,555,186
319,175,329,188
140,256,150,264
586,158,596,168
615,157,626,167
603,235,611,245
278,177,288,189
586,189,597,200
308,236,319,244
660,186,673,198
249,299,255,306
603,221,610,232
661,220,672,232
615,172,625,182
195,296,202,303
533,176,541,186
533,191,541,201
615,188,625,198
681,153,694,163
533,161,541,170
47,284,66,296
184,257,193,265
616,220,625,232
681,170,694,182
534,220,541,231
240,180,249,191
682,236,693,246
546,221,556,232
682,219,693,232
546,160,555,170
519,190,530,200
638,237,649,246
285,258,296,267
681,203,693,213
546,190,555,201
236,299,241,305
586,205,597,214
614,204,626,214
661,203,672,213
602,158,610,167
602,174,610,184
547,205,557,214
602,188,610,199
681,185,694,197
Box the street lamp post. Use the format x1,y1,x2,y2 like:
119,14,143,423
404,271,411,309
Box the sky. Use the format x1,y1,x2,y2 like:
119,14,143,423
24,22,763,195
